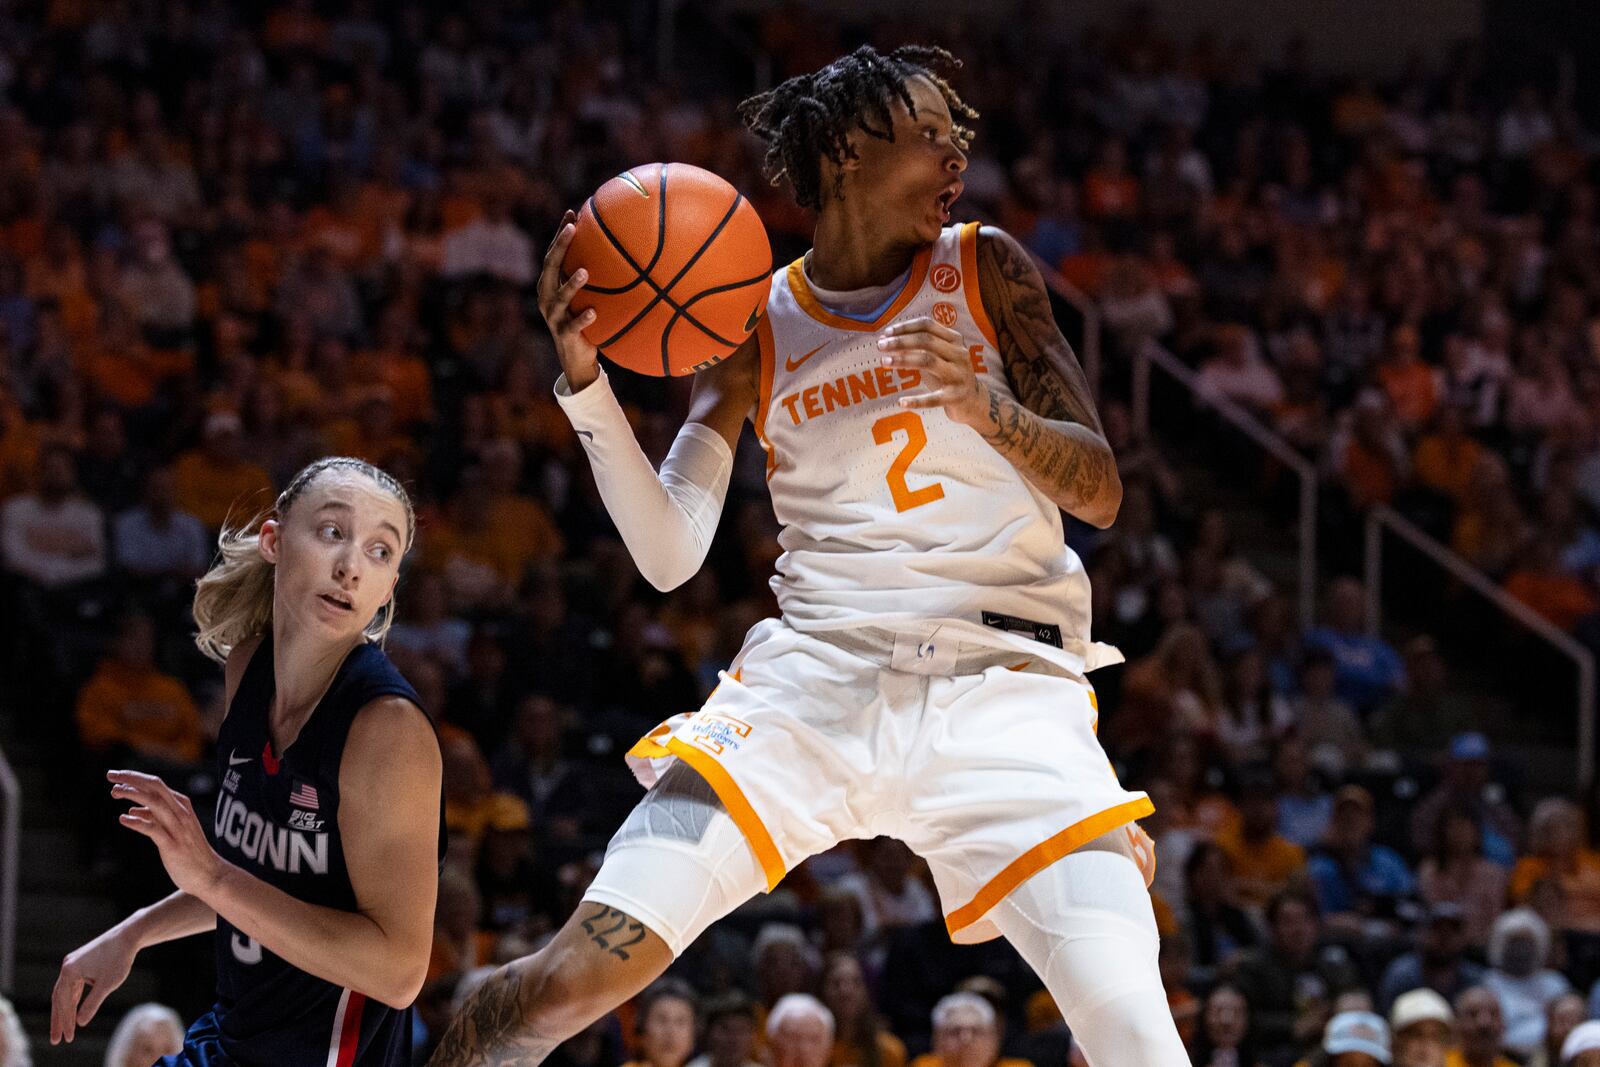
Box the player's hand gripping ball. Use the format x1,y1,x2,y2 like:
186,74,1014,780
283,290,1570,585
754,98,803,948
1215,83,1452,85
560,162,773,377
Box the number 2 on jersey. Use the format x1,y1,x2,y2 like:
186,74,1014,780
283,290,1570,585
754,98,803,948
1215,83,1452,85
872,411,945,512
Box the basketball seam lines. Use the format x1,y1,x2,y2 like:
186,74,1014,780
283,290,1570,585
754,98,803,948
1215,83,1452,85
581,165,670,296
659,270,772,373
586,169,754,363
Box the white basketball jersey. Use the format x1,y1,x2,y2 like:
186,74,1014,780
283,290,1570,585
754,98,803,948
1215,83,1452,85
752,223,1118,677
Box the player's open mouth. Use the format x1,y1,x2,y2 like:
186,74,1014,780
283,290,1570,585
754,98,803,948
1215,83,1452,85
319,592,354,612
936,182,963,222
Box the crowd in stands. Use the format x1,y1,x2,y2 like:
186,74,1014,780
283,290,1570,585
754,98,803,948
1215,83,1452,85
13,1,1600,1066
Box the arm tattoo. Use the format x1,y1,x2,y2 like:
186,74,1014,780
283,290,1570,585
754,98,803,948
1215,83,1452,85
427,967,558,1067
975,227,1118,519
579,903,647,959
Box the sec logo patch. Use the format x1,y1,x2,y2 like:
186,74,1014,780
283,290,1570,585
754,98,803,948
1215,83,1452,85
930,264,960,292
932,301,959,327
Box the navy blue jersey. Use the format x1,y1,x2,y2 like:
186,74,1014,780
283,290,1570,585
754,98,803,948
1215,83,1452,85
164,633,440,1067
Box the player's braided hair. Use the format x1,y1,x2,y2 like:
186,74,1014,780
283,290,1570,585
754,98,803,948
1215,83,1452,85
738,44,977,211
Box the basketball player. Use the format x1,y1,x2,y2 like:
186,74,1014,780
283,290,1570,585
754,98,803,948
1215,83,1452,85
51,457,443,1067
431,45,1185,1067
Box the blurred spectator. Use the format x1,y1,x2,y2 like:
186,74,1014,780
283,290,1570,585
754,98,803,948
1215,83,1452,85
1512,799,1600,934
426,867,492,985
1297,1010,1391,1067
385,570,473,679
1291,649,1367,776
1308,786,1417,937
1182,841,1262,985
1376,903,1486,1015
1216,764,1308,908
74,611,203,767
1158,931,1200,1047
441,729,528,857
1302,579,1404,716
623,981,697,1067
1482,910,1574,1057
489,694,590,846
441,187,535,286
113,464,211,595
1453,985,1519,1067
768,994,836,1067
1410,735,1520,868
1417,812,1512,949
754,925,821,1013
837,839,938,947
1527,994,1587,1067
172,411,274,532
104,1003,184,1067
688,993,762,1067
1191,983,1267,1067
0,996,27,1067
908,992,1031,1067
1368,638,1474,757
1227,890,1362,1062
1,442,106,589
821,952,905,1067
1389,988,1455,1067
1197,324,1284,415
1277,738,1336,849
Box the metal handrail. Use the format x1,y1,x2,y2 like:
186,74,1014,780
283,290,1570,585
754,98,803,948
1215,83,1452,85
1364,504,1598,787
1131,340,1319,631
0,745,16,995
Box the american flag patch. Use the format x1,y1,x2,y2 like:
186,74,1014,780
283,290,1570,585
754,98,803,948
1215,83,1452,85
288,781,319,810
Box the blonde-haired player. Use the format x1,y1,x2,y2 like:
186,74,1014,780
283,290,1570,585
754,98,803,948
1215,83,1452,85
431,44,1185,1067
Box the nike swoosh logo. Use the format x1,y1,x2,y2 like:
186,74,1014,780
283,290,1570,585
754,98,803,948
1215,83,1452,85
786,343,827,373
618,171,649,198
743,304,763,334
577,430,594,442
228,750,251,767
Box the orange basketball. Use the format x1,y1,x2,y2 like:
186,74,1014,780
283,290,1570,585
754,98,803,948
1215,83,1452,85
566,163,772,377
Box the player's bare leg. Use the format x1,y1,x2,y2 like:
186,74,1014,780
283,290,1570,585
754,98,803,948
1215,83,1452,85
427,901,672,1067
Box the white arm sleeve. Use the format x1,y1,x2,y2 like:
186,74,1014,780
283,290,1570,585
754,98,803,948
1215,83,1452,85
555,368,733,592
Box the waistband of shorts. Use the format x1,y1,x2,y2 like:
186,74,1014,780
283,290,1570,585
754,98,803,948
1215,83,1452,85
806,624,1059,676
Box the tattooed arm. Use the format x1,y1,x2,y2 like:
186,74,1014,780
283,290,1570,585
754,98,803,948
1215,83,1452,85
973,225,1121,527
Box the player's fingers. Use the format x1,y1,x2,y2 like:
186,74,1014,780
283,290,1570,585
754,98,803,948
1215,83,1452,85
538,223,577,302
118,809,158,836
545,209,576,256
897,391,955,410
880,349,935,368
882,316,962,343
51,968,83,1043
553,267,589,313
554,306,597,337
77,978,114,1027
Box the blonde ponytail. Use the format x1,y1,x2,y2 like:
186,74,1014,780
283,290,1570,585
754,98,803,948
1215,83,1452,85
191,456,416,665
192,515,275,664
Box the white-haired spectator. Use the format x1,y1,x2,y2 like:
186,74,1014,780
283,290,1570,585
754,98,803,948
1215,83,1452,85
766,994,835,1067
907,992,1031,1067
752,924,820,1008
105,1003,184,1067
1484,909,1572,1058
0,996,29,1067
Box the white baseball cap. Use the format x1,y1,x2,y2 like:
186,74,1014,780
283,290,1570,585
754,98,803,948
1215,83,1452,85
1390,989,1454,1033
1325,1011,1392,1063
1562,1020,1600,1063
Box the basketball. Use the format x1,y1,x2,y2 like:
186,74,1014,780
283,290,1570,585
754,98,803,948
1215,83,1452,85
566,162,772,377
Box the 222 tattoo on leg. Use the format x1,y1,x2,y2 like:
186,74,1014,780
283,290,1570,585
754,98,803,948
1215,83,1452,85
580,904,647,959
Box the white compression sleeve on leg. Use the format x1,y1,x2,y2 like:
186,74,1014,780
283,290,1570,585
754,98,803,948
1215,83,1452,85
556,369,733,591
989,850,1190,1067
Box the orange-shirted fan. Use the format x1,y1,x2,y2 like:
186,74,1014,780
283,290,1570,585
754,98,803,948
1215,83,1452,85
565,162,772,377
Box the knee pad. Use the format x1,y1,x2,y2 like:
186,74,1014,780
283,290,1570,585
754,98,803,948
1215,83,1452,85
583,763,766,957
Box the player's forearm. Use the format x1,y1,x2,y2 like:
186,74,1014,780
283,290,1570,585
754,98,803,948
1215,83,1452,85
122,890,217,949
556,369,732,591
971,383,1122,527
203,861,426,1008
